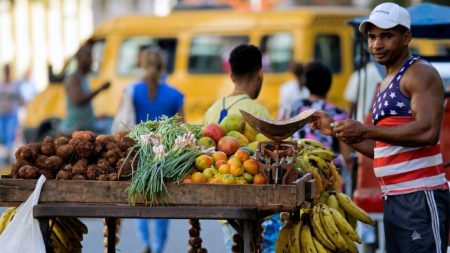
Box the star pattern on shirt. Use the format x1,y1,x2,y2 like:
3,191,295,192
390,110,397,115
397,102,405,108
384,101,389,107
389,92,396,99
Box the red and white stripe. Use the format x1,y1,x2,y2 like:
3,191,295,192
374,116,448,195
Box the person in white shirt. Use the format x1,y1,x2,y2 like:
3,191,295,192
277,62,309,119
344,58,383,122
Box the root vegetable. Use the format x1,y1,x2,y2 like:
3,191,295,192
35,155,48,169
97,174,107,181
54,136,69,148
72,159,88,175
113,130,129,141
56,170,72,180
72,131,95,143
18,165,40,179
15,146,37,163
73,139,94,158
45,156,64,174
108,172,118,181
86,165,97,180
105,141,117,151
56,144,75,161
41,136,56,156
39,169,55,179
73,174,86,180
118,137,135,152
103,149,120,166
97,159,111,173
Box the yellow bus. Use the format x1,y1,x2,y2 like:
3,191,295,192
25,6,368,141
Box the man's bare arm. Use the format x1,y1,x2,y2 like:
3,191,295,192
360,62,444,147
66,75,110,106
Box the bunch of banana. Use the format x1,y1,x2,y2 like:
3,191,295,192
275,219,302,253
49,217,88,253
310,203,363,253
0,207,17,235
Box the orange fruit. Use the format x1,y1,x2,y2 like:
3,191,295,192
242,159,259,175
214,159,227,169
234,149,250,162
212,151,228,162
203,167,217,180
243,172,254,183
191,172,207,183
253,173,266,185
195,155,213,171
183,178,193,183
218,164,230,174
222,174,236,184
229,164,244,177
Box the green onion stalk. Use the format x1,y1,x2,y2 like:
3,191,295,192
126,115,203,205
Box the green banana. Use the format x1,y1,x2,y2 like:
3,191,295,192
336,192,375,226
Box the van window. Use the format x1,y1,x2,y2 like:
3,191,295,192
438,45,450,56
117,36,177,76
188,35,249,74
314,34,341,73
260,33,293,73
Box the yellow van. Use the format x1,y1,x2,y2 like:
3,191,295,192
24,6,367,141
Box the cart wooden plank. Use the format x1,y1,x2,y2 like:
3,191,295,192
0,174,314,211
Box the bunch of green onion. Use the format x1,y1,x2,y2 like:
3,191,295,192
126,115,203,205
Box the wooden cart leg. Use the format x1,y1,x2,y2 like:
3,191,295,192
242,221,252,253
105,217,116,253
38,217,52,253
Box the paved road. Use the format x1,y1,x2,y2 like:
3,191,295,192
82,218,227,253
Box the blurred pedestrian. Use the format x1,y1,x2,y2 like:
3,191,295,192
289,61,353,192
204,44,269,124
113,48,184,253
19,67,39,104
204,44,281,253
344,52,383,122
0,64,23,158
59,43,110,136
277,61,309,119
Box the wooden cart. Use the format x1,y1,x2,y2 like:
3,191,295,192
0,174,314,253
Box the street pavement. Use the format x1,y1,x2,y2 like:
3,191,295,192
81,218,226,253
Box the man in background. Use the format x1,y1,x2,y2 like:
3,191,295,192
277,61,309,119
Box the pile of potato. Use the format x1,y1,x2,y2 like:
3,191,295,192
11,131,136,181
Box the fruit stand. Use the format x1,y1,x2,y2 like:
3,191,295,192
0,175,315,253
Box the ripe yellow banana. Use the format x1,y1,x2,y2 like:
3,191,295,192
299,138,326,149
51,219,73,251
308,149,336,162
288,221,302,252
312,236,332,253
346,212,358,229
327,194,339,210
336,192,375,226
310,205,336,251
343,234,359,253
329,207,362,243
275,224,292,253
318,191,330,204
296,158,312,173
319,204,348,252
0,207,17,235
300,223,318,253
311,167,324,198
307,155,330,172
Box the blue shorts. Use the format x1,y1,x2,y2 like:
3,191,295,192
383,189,449,253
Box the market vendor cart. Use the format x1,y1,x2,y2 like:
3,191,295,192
0,174,315,253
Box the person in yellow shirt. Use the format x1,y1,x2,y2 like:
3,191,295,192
204,44,281,253
204,44,270,124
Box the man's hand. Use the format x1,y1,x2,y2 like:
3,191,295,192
310,111,334,136
333,119,367,144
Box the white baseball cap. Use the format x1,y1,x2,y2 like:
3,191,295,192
359,2,410,33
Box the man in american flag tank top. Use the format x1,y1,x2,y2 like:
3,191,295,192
311,2,449,253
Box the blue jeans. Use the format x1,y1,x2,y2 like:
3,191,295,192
0,112,18,151
136,219,169,253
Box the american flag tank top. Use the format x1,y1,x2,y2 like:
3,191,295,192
372,56,448,195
